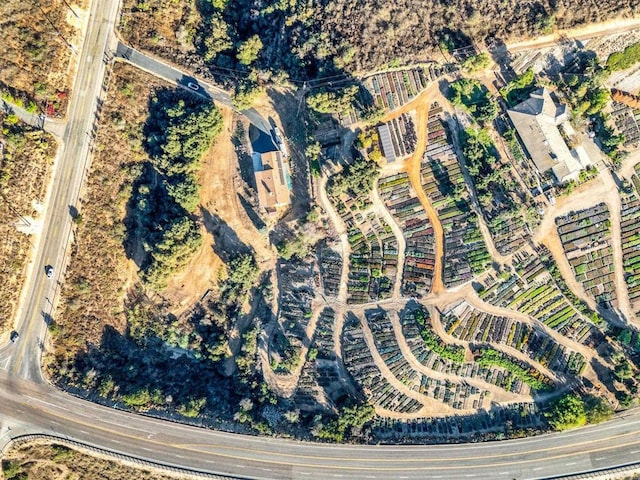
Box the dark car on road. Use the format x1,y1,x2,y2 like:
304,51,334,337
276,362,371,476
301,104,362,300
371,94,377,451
45,265,54,279
10,331,19,343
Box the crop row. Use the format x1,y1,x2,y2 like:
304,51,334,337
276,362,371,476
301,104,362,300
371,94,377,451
479,248,596,345
442,302,586,376
421,106,490,286
557,204,617,308
400,306,531,396
373,402,541,441
621,193,640,313
378,172,434,297
318,245,342,298
342,315,423,414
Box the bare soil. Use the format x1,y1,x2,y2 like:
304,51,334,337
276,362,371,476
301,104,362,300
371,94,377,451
0,114,57,334
0,0,89,116
2,440,186,480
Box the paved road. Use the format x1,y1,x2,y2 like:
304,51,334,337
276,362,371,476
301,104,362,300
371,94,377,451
0,100,66,138
1,370,640,480
3,0,121,382
2,3,640,478
114,42,272,133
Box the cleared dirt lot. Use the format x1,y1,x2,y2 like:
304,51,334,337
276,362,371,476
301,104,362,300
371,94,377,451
0,0,88,115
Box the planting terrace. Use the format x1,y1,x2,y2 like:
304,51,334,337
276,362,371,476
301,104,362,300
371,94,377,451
364,308,489,411
363,68,431,112
556,203,617,309
270,257,317,374
421,103,491,286
479,246,598,346
330,184,398,304
342,314,424,414
378,172,435,297
295,308,352,411
399,305,533,397
442,301,586,379
620,192,640,316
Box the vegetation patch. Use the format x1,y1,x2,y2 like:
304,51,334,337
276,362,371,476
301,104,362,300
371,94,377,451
0,113,56,332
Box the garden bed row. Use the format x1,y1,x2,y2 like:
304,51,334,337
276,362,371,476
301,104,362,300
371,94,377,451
378,172,434,297
442,302,586,377
556,204,617,308
421,105,490,286
364,68,430,112
342,315,423,414
621,193,640,314
478,247,597,345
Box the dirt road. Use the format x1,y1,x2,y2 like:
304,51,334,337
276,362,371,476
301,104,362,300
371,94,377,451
507,17,640,53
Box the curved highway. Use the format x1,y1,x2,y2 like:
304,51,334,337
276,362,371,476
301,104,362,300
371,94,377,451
1,0,640,479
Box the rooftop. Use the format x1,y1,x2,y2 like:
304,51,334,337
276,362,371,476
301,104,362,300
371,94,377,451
507,88,591,183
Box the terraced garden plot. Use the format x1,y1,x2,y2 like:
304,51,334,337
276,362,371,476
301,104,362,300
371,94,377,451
556,204,617,308
318,244,342,297
378,113,418,161
621,193,640,314
421,106,490,287
365,309,487,410
334,199,398,304
399,306,531,397
342,315,424,414
611,101,640,148
442,302,586,378
479,248,596,345
378,172,434,297
373,402,541,441
271,258,317,374
363,68,430,112
461,128,530,255
295,308,351,410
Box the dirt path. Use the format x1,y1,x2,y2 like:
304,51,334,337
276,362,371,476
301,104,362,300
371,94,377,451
507,17,640,53
371,180,406,300
388,311,530,404
357,312,457,418
404,104,447,294
317,175,350,303
533,169,631,324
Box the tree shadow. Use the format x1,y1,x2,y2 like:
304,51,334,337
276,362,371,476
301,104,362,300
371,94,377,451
200,207,253,263
237,192,266,231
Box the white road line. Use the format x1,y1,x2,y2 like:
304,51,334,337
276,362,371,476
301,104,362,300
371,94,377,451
631,450,640,454
566,462,577,466
141,447,151,452
533,467,543,471
595,457,605,461
263,468,273,472
498,472,510,475
175,454,185,459
234,464,245,469
205,460,214,464
298,473,310,476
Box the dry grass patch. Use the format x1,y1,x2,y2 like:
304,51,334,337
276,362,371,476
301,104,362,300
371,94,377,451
0,0,88,115
2,441,186,480
0,113,56,333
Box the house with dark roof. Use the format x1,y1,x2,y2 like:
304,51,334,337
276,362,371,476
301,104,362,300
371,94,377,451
507,88,593,183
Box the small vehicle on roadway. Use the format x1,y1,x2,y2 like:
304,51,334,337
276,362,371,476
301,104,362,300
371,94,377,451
10,331,19,343
187,82,200,91
45,265,54,279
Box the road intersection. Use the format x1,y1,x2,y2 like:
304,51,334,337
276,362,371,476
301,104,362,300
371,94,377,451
1,1,640,479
